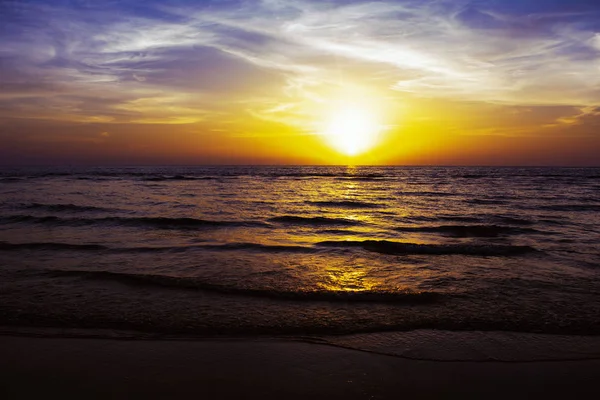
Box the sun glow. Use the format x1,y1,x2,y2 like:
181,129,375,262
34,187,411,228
322,106,384,156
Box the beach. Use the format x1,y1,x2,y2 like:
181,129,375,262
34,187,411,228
2,334,600,399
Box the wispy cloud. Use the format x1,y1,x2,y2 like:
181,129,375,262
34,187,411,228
0,0,599,130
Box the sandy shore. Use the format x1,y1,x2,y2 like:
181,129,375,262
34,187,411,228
2,335,599,399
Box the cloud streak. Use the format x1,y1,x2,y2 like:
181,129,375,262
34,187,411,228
0,0,599,133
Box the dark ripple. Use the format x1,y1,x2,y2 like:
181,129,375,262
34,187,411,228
269,216,361,226
0,241,315,254
316,240,538,256
307,200,380,209
46,270,439,304
22,203,113,213
410,215,536,226
465,199,509,206
0,215,270,229
144,175,218,182
0,241,108,251
539,204,600,212
394,224,544,237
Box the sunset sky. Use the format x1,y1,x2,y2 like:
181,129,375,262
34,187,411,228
1,0,599,166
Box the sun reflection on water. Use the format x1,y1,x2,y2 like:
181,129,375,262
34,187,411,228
318,267,377,292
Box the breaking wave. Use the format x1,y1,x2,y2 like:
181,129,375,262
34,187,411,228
394,224,543,237
412,215,536,226
316,240,538,256
144,175,218,181
0,241,317,254
539,204,600,212
0,241,109,251
46,270,440,304
0,215,270,229
21,203,113,213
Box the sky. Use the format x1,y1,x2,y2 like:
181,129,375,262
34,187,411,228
1,0,599,166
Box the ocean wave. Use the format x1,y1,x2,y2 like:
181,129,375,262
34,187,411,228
465,199,509,206
316,240,538,256
269,216,361,226
0,241,108,251
203,243,315,253
1,215,65,225
115,216,271,229
539,204,600,212
45,270,439,304
460,174,487,179
276,172,386,179
2,239,538,256
75,177,112,181
0,215,270,229
410,215,482,224
11,168,600,182
490,216,536,225
397,191,456,197
22,203,113,213
307,200,380,209
0,241,316,254
268,172,338,178
115,242,316,254
24,172,223,181
316,229,363,235
335,176,389,182
144,175,218,182
410,215,535,226
38,172,73,177
394,224,541,237
0,177,26,183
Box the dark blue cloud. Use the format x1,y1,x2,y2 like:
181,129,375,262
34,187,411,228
487,0,600,14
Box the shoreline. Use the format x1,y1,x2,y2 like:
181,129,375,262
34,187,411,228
2,325,600,362
3,331,600,399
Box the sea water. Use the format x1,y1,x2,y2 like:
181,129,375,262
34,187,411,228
1,166,599,345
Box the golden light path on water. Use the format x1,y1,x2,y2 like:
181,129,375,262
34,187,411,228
276,173,427,294
319,268,377,292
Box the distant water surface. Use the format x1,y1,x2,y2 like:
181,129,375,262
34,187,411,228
1,166,599,339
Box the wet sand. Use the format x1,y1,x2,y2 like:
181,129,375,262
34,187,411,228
1,335,599,399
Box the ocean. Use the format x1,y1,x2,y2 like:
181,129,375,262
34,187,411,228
1,166,600,358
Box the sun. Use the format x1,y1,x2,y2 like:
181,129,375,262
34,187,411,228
322,106,383,156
